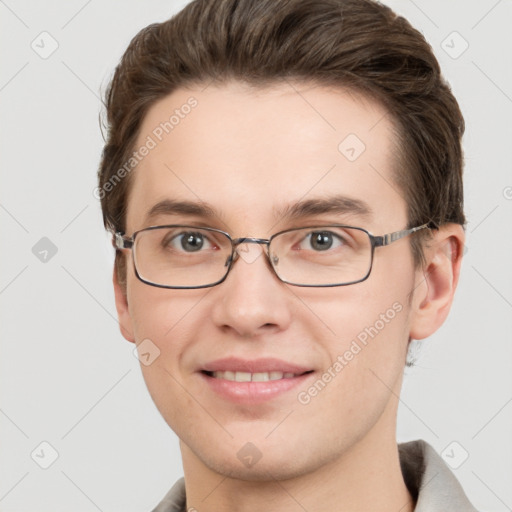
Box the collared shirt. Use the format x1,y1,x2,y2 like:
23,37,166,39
151,439,479,512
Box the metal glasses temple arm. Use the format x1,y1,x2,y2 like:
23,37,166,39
373,223,430,247
113,232,133,249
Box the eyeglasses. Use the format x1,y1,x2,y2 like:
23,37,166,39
113,223,429,289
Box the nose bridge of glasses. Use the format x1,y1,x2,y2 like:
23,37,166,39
232,237,271,265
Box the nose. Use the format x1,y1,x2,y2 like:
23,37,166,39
210,241,292,337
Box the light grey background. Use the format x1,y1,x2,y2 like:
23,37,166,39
1,0,511,511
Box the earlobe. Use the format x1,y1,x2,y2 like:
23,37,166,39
113,262,136,343
409,224,465,340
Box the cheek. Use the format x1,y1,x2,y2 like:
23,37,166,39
309,288,409,392
126,277,209,383
127,285,215,439
303,252,414,406
294,296,410,454
126,255,209,344
349,251,413,374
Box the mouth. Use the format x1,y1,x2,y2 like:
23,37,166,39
202,370,313,382
198,358,315,404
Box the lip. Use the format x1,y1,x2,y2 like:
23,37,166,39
199,357,315,404
201,357,312,374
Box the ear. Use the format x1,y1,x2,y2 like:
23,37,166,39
409,223,465,340
113,261,136,343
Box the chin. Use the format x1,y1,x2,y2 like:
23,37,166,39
186,435,334,483
204,453,314,482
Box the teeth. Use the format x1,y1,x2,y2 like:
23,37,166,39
252,372,270,382
211,370,300,381
235,371,251,382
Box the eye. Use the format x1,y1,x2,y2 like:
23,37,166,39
300,230,346,251
164,231,214,252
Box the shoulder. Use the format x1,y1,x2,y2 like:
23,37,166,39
150,477,186,512
399,439,480,512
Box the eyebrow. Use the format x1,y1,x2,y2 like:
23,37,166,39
144,194,372,225
145,199,217,224
274,195,373,222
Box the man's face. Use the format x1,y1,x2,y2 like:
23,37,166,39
120,82,420,479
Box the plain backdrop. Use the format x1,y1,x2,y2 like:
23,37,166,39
1,0,511,511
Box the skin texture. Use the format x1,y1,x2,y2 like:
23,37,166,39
113,81,465,512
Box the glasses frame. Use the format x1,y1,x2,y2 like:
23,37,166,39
114,223,430,289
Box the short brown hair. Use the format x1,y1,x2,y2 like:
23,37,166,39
98,0,465,289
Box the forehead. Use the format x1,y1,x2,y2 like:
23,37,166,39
126,81,406,235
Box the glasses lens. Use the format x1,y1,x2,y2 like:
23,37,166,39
270,226,372,286
134,226,232,288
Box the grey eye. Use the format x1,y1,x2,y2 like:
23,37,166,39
309,231,334,251
162,231,213,252
180,232,204,252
